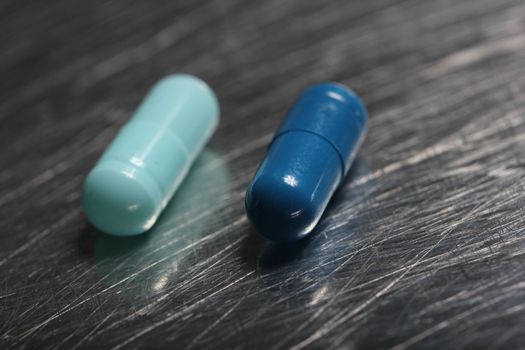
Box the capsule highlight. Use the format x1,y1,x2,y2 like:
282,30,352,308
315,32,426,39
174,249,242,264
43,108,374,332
245,82,367,242
83,74,219,236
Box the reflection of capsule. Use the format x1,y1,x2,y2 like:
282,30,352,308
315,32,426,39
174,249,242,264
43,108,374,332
83,75,219,236
245,83,367,242
94,150,231,297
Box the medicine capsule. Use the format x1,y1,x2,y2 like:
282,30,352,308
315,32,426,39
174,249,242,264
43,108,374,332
83,74,219,236
245,82,367,242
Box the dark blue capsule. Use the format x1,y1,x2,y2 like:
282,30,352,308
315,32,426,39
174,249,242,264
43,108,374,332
245,82,367,242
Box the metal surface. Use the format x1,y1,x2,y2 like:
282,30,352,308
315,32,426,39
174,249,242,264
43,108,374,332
1,0,525,349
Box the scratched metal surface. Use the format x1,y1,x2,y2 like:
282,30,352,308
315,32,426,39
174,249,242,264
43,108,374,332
1,0,525,349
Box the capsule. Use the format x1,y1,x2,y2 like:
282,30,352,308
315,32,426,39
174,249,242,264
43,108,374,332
245,82,367,242
83,74,219,236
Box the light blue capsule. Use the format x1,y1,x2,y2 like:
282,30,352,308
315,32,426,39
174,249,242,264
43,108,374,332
83,74,219,236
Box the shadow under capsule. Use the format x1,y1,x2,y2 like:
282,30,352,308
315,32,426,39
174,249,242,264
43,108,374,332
240,156,375,273
78,149,231,296
236,157,376,308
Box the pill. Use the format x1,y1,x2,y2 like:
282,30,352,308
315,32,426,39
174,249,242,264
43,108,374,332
245,82,367,242
83,74,219,236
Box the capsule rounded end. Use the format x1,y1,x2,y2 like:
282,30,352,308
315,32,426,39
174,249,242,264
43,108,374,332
304,82,368,129
245,131,342,242
82,161,163,236
157,74,220,126
245,175,319,243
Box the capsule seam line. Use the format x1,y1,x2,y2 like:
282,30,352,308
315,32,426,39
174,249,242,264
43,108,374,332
119,121,191,199
272,129,346,186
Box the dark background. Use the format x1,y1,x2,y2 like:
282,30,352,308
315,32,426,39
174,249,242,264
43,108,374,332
1,0,525,349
